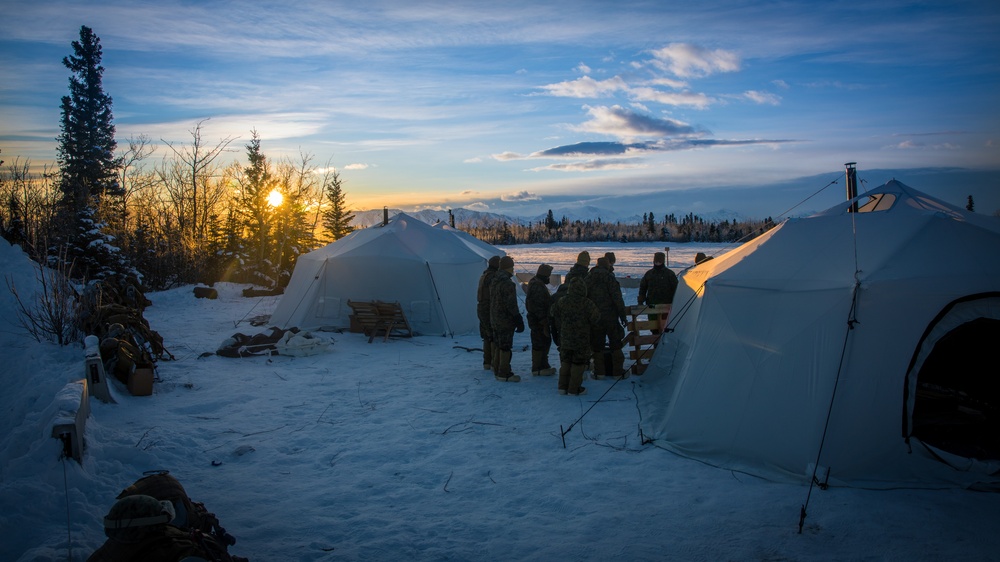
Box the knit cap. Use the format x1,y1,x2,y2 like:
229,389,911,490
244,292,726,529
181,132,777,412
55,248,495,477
654,252,665,264
488,255,500,269
604,252,616,264
499,256,515,272
576,251,591,266
537,263,553,277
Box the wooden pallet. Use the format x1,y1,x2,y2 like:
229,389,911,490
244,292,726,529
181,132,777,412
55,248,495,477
624,304,671,374
347,300,414,343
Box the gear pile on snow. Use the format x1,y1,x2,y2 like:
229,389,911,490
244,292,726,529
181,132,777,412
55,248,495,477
216,326,332,358
87,471,248,561
76,276,172,385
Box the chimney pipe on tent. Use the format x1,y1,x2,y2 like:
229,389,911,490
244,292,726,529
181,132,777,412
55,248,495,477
383,206,389,226
449,209,455,228
845,162,858,213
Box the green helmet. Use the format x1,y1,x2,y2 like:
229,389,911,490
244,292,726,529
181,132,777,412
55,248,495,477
103,494,175,543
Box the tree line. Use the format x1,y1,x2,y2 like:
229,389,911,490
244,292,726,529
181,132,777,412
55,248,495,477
463,210,776,246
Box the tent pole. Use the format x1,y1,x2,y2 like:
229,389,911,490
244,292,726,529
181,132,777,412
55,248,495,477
800,204,863,534
425,262,452,336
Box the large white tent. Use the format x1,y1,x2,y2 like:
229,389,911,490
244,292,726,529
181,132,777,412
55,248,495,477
270,213,504,336
638,180,1000,489
431,221,500,260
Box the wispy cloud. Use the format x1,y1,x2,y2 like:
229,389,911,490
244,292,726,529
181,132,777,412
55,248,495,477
532,138,793,159
740,90,782,105
572,105,699,140
344,163,369,170
803,80,870,91
528,158,647,172
627,87,714,108
533,142,634,158
501,190,541,202
886,139,961,151
539,76,629,98
491,151,526,161
538,43,739,110
643,43,741,78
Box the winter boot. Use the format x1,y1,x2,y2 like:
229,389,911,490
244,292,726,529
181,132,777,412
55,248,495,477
483,338,493,370
531,350,556,376
495,350,521,382
612,347,628,379
557,361,571,394
568,362,587,396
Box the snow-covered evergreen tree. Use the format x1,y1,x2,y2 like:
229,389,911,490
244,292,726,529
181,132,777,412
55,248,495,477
54,26,132,282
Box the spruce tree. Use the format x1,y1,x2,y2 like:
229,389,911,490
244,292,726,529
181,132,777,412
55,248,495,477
54,25,130,281
233,131,278,285
321,170,354,241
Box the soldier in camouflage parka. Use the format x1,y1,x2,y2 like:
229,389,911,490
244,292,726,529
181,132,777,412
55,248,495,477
525,263,556,375
551,278,601,394
585,256,628,377
477,256,501,370
637,251,678,334
489,256,524,381
563,251,591,287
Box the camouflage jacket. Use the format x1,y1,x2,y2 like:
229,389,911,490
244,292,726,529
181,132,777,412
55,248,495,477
638,264,678,305
551,280,601,353
563,263,589,287
524,277,553,329
477,266,498,319
489,269,522,332
585,265,627,323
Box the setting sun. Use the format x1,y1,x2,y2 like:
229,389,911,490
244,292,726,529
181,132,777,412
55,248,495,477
267,189,283,207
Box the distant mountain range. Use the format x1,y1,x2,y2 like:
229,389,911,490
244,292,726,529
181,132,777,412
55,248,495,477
351,208,518,228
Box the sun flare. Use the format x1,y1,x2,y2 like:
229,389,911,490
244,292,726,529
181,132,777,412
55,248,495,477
267,189,283,207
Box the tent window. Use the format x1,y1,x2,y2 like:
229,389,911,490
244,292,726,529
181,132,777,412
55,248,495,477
911,318,1000,461
856,193,896,213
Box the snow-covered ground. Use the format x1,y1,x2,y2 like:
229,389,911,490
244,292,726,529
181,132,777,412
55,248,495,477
2,238,998,561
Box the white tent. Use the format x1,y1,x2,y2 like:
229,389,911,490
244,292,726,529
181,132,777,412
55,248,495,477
638,180,1000,489
270,213,504,336
431,221,500,260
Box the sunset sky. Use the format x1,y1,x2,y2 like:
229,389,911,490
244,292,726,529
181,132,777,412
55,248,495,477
1,0,998,217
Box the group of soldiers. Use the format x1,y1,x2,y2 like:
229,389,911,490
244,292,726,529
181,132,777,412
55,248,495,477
476,250,678,396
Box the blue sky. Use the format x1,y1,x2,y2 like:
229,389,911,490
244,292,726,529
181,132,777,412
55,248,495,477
1,0,999,217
